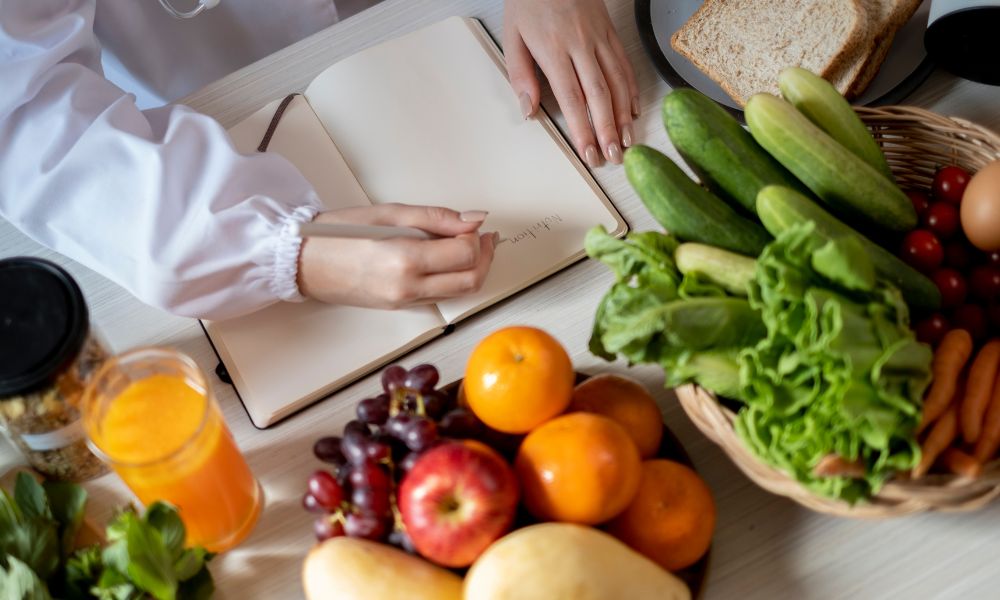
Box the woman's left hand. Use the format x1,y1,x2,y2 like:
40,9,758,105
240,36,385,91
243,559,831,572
503,0,639,168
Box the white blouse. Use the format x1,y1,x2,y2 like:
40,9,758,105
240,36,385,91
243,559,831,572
0,0,355,319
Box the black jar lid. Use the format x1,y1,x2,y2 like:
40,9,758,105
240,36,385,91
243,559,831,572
925,6,1000,86
0,257,89,397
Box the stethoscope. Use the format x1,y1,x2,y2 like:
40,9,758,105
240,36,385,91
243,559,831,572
156,0,220,19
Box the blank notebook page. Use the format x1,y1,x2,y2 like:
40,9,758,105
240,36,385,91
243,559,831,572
305,16,625,323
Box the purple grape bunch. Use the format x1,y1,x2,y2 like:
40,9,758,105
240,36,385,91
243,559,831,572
303,362,488,547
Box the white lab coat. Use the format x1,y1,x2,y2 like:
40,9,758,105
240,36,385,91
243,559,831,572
0,0,352,319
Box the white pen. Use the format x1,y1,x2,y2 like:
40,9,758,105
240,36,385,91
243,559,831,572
292,221,435,240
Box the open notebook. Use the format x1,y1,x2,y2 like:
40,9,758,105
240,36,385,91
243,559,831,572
204,16,627,428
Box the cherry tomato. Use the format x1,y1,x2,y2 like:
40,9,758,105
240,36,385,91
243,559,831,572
970,265,1000,301
932,268,968,309
907,190,931,218
922,202,960,240
989,251,1000,267
932,165,971,205
899,229,944,273
914,313,950,346
944,240,974,269
953,304,987,342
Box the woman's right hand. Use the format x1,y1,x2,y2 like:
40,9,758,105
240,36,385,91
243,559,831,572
297,204,498,309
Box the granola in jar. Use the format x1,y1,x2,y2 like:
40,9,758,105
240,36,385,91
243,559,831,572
0,257,110,481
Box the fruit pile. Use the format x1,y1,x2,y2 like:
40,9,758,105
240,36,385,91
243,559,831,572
300,326,713,599
905,165,1000,345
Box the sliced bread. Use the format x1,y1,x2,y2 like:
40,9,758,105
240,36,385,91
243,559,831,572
671,0,867,106
846,0,923,97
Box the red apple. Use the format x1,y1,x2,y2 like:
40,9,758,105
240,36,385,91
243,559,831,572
398,440,519,567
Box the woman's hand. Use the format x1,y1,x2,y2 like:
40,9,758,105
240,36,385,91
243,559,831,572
503,0,639,167
297,204,497,309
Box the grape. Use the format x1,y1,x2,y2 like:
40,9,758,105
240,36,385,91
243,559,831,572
351,486,392,516
399,451,422,474
344,420,370,439
313,436,346,465
381,365,407,392
344,512,389,541
307,470,344,510
364,440,392,463
302,493,326,513
404,363,440,392
440,407,482,438
341,432,369,465
386,414,415,440
349,461,391,491
314,516,345,541
357,394,390,425
402,417,438,451
388,529,417,553
422,390,448,419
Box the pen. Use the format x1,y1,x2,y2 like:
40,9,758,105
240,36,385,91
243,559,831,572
293,221,435,240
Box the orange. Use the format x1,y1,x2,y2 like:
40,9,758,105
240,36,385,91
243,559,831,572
570,373,664,459
514,412,641,525
607,459,716,571
463,326,574,434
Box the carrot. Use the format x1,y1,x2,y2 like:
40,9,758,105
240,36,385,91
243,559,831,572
960,339,1000,444
813,454,865,478
913,405,959,479
918,329,973,433
973,369,1000,462
937,448,982,479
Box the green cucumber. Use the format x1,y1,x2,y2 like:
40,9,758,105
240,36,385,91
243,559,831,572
778,67,893,180
675,243,755,296
756,185,940,310
662,88,811,215
745,93,916,232
624,145,770,256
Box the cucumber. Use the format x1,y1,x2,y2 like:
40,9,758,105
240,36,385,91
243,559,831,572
675,243,755,296
662,88,811,215
624,145,770,256
756,185,940,310
778,67,893,180
745,93,916,232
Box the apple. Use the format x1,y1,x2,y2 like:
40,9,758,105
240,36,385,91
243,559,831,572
398,440,519,567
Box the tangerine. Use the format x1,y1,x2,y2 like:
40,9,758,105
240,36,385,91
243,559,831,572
570,373,664,459
463,326,574,434
514,412,641,524
607,459,716,571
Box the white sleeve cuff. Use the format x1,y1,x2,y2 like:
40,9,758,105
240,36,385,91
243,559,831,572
271,204,320,302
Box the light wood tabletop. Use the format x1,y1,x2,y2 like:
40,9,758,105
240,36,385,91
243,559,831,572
3,1,1000,598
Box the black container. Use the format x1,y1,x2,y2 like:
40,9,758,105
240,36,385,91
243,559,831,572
0,257,109,481
925,2,1000,85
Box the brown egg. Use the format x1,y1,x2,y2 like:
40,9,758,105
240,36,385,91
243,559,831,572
961,160,1000,251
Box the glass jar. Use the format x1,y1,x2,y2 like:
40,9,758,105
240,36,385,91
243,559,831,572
0,257,110,481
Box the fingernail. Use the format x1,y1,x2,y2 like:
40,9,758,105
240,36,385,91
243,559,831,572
585,145,602,168
621,123,634,148
631,96,641,117
491,231,501,245
519,92,533,119
460,210,489,222
607,141,623,164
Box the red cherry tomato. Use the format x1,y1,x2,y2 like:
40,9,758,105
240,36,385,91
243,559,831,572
953,304,987,341
907,190,931,218
922,202,960,240
970,266,1000,301
932,268,968,309
900,229,944,273
989,251,1000,267
944,240,974,269
932,165,971,205
914,314,950,346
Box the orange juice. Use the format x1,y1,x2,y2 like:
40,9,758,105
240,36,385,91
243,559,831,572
83,348,261,552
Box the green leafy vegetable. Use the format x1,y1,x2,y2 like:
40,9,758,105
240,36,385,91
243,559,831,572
737,222,932,501
0,556,51,600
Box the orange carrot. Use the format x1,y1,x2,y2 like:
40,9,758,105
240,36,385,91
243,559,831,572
918,329,973,433
973,369,1000,462
913,405,959,479
961,339,1000,444
938,448,982,479
813,454,865,478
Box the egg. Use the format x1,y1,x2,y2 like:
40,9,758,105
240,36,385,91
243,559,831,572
961,160,1000,251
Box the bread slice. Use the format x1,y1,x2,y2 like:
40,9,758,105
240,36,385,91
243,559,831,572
828,0,888,96
846,0,923,97
670,0,867,106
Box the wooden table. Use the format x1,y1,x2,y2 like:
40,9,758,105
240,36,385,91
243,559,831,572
3,1,1000,598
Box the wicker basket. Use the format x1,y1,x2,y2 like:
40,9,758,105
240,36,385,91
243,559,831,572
676,105,1000,518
